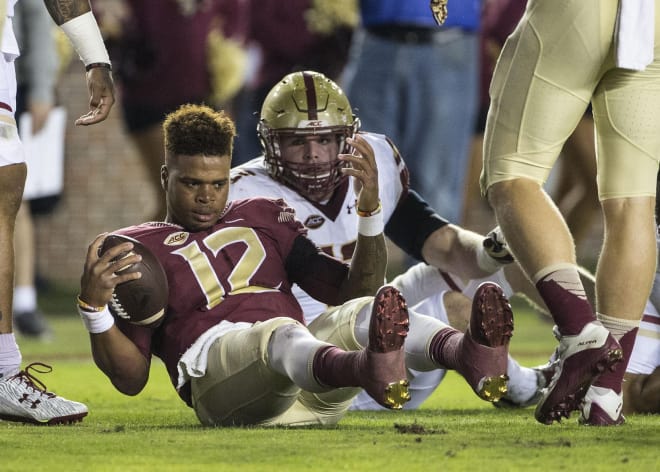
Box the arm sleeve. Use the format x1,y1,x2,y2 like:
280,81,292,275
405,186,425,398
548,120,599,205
385,189,450,263
285,235,350,306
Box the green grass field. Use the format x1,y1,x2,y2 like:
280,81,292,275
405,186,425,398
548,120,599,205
2,287,659,471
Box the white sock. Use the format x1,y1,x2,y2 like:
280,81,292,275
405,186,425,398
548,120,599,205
353,302,371,346
505,356,540,403
596,312,639,341
267,324,330,392
0,333,22,378
389,263,448,307
13,285,37,314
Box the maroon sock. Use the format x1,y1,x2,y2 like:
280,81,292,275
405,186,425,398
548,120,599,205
312,346,362,388
535,268,596,335
428,327,463,371
592,327,638,394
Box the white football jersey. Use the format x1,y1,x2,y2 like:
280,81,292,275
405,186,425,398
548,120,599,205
229,132,407,323
1,0,19,60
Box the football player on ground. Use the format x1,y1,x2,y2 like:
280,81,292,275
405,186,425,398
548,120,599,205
77,104,514,426
228,70,554,410
616,222,660,416
622,194,660,415
623,297,660,415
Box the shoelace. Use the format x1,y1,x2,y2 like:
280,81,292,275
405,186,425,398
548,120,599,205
11,362,57,403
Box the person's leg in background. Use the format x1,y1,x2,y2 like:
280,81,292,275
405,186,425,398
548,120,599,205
581,48,660,423
129,123,166,221
12,200,51,339
552,111,600,268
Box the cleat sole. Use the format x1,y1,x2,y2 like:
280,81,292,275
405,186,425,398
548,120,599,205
479,375,509,402
383,380,411,410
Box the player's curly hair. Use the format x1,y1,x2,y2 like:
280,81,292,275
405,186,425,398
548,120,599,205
163,103,236,159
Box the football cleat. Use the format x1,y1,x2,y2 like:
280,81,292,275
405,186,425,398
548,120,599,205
457,282,513,402
579,386,625,426
535,322,623,425
360,286,411,409
0,363,88,425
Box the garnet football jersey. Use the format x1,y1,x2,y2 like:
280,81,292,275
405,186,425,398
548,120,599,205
112,197,311,395
230,132,408,322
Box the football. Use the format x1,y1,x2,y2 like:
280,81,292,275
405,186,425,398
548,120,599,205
99,234,169,328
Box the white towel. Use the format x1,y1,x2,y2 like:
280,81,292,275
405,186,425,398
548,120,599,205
616,0,655,71
176,320,251,390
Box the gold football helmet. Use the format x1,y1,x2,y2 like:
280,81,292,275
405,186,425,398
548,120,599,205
258,70,359,199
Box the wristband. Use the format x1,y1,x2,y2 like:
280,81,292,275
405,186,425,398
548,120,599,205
85,62,112,72
78,305,115,334
357,210,384,237
59,12,111,66
77,295,105,312
356,200,382,217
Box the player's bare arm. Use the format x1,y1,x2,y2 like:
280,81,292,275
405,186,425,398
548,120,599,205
43,0,91,23
337,134,386,300
422,225,496,282
44,0,116,125
622,369,660,414
80,233,150,395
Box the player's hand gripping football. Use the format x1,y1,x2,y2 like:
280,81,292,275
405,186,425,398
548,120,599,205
482,226,514,265
79,232,142,308
339,134,380,214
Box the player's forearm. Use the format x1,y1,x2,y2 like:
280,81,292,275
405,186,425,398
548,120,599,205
339,233,387,301
422,225,493,281
623,369,660,414
89,326,150,396
43,0,91,25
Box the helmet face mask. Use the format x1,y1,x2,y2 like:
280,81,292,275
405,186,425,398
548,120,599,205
258,71,359,201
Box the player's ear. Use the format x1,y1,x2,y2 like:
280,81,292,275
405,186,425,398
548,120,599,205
161,165,169,190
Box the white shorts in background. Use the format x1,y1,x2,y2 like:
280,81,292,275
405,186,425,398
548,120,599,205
628,301,660,375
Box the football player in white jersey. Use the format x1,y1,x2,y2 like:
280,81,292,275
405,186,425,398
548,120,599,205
229,70,553,410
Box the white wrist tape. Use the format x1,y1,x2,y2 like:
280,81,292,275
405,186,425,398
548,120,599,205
357,211,384,237
78,305,115,334
476,244,502,274
59,12,110,66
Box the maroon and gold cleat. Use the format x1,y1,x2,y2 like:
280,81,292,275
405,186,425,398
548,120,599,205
361,286,411,409
535,322,623,425
458,282,514,402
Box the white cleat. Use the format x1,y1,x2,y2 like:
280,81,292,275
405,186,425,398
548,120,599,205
0,363,88,425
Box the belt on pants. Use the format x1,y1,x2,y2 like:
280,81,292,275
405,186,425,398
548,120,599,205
366,24,454,44
366,24,464,44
